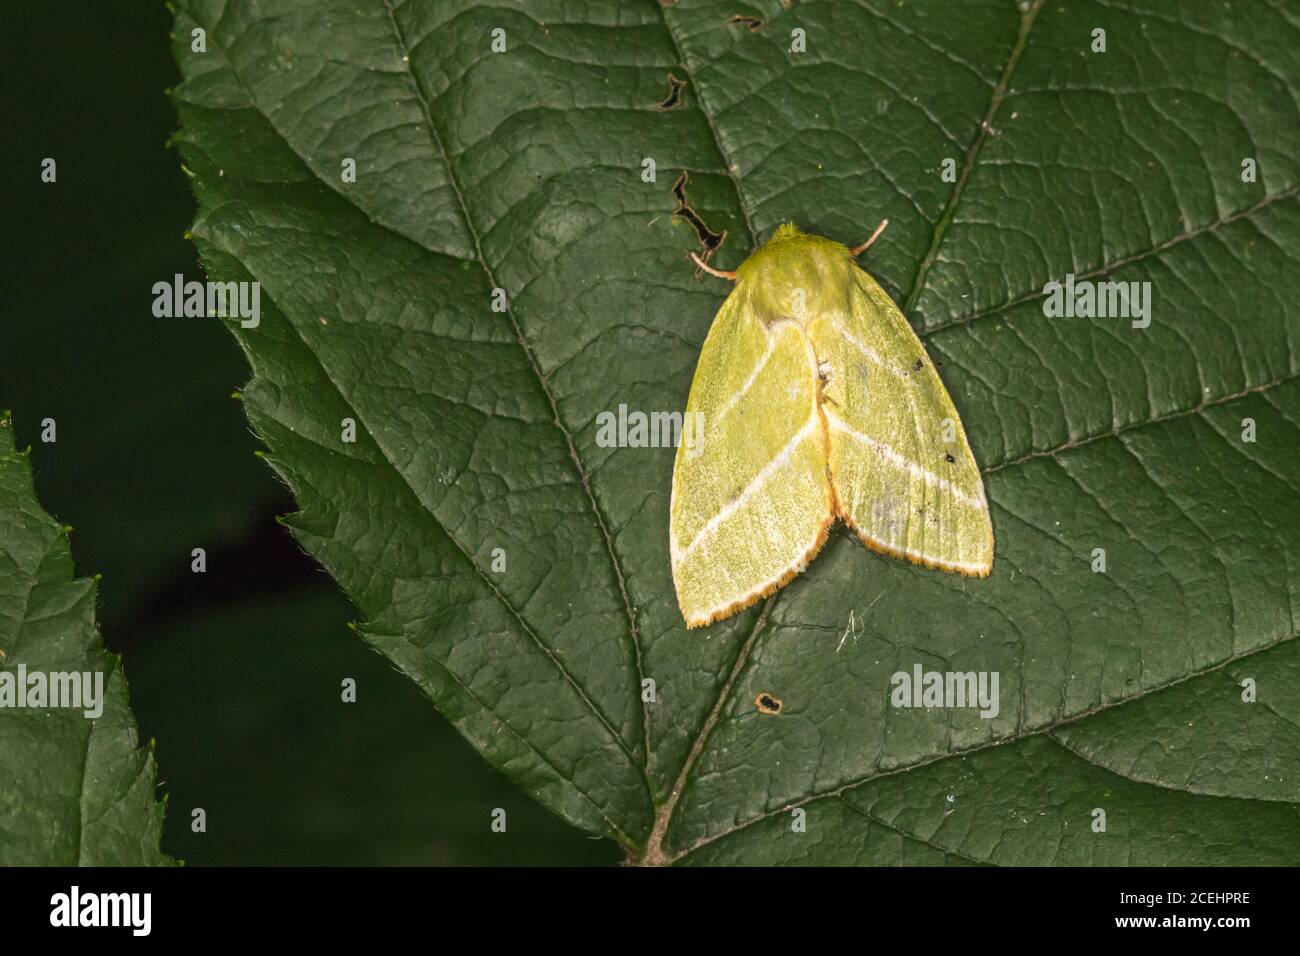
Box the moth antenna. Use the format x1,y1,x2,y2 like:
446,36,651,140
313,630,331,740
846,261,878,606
690,251,737,281
850,219,889,257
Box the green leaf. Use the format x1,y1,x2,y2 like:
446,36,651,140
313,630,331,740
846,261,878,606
169,0,1300,864
0,414,171,865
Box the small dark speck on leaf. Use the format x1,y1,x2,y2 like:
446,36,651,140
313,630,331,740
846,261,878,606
755,693,783,715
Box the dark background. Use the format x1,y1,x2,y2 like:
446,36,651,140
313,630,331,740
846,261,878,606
2,1,617,865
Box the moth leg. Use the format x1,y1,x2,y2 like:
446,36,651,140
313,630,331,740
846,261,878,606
849,219,889,257
689,251,737,281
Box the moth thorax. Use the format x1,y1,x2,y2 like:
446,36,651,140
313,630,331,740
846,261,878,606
750,260,851,330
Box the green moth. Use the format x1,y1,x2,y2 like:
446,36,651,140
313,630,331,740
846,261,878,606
670,222,993,628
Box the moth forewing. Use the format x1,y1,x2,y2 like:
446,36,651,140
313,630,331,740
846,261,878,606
814,266,993,576
669,292,834,628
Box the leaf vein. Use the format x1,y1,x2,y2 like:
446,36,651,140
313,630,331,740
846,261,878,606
902,0,1045,313
377,0,651,771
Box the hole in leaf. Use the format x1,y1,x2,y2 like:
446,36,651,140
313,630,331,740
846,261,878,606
671,171,726,265
652,72,686,111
